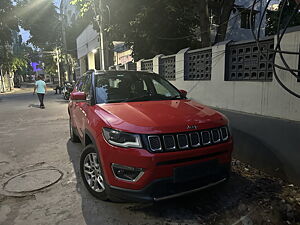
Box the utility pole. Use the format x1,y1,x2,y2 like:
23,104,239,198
94,0,105,70
56,48,61,87
60,0,71,81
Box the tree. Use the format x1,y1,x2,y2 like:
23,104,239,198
266,0,300,36
0,0,19,72
65,13,93,58
0,0,19,46
16,0,62,50
209,0,236,44
66,0,236,60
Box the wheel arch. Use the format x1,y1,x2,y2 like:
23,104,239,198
84,129,97,147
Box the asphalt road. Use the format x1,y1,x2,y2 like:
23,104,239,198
0,89,299,225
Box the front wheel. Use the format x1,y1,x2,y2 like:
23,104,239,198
80,144,109,201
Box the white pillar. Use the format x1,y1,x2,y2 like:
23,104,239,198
211,41,231,83
136,59,144,71
175,48,189,81
152,54,163,74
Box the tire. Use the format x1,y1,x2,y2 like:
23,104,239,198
80,144,109,201
69,116,80,143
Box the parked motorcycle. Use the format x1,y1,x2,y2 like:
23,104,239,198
62,82,74,100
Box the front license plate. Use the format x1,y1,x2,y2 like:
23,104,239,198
173,160,218,183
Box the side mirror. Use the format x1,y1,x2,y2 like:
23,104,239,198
70,92,86,100
179,89,187,98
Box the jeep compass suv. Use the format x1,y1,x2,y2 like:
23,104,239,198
68,70,233,202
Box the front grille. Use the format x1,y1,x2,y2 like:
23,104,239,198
211,129,221,143
201,131,211,145
220,127,229,141
148,136,162,151
146,126,230,153
163,135,176,151
177,134,189,149
189,132,201,147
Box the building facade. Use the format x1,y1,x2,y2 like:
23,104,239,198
225,0,280,41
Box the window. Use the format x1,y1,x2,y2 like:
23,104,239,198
94,50,100,70
240,9,256,29
152,80,172,97
82,74,91,94
94,72,183,104
76,78,84,91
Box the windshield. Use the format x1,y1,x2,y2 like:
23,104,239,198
95,72,184,104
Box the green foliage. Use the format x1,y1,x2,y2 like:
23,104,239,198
0,0,20,72
71,0,234,61
266,0,300,36
106,0,202,59
14,44,40,76
0,0,19,46
70,0,93,16
16,0,61,50
42,54,57,75
11,57,27,72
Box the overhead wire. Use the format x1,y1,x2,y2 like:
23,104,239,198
154,1,261,41
250,0,300,98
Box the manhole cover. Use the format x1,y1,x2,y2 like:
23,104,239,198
3,168,63,193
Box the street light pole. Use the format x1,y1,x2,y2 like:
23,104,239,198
93,0,105,70
99,0,105,70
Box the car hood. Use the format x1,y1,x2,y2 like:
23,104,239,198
95,100,227,134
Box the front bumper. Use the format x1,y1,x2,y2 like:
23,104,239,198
107,162,231,202
95,133,233,201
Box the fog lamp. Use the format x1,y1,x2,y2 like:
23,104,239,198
111,163,144,182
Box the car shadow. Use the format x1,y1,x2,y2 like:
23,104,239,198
66,140,283,225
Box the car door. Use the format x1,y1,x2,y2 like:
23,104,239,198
71,75,87,139
75,74,92,139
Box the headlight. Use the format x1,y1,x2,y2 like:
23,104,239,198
103,128,142,148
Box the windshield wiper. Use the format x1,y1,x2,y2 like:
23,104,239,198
124,95,153,102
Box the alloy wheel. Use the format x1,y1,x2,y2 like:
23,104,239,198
83,153,105,193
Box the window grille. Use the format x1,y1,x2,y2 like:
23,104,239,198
141,60,153,72
226,39,274,81
160,55,176,80
185,49,212,80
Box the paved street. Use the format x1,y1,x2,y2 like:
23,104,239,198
0,89,299,225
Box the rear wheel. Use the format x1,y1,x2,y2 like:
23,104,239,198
80,144,109,201
69,116,80,143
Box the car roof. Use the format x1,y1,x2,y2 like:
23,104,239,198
78,70,158,81
96,70,152,73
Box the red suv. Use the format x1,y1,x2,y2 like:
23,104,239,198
68,70,233,202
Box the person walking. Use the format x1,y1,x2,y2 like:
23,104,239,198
33,76,47,109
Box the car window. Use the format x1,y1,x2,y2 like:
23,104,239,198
152,79,172,97
82,74,91,94
76,77,84,91
94,72,183,104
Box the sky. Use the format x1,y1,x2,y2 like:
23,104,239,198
20,0,61,43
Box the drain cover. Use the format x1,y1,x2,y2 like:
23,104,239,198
3,168,63,193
